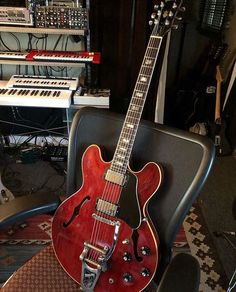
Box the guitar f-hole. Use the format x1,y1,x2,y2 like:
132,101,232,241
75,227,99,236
63,196,90,228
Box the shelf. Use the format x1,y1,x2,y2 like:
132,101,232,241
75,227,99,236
0,59,86,67
0,26,87,35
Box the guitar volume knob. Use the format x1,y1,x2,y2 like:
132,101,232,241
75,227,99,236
141,267,150,277
123,273,133,283
123,252,132,262
141,246,151,256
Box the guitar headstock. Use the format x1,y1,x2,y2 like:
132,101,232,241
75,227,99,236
149,0,185,36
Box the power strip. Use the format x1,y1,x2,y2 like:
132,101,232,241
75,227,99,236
42,145,67,162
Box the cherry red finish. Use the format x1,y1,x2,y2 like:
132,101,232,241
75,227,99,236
52,145,162,291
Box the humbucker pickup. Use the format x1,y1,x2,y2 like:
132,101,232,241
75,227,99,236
96,198,119,217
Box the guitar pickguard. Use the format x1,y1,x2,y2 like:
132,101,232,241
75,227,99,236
118,170,141,229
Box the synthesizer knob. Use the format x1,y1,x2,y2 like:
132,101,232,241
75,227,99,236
123,273,133,283
123,252,132,262
140,246,151,256
141,268,150,277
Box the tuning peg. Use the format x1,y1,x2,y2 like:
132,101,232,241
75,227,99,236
165,19,170,26
172,24,179,30
149,20,153,26
154,4,159,10
151,12,156,19
176,16,183,21
172,2,177,9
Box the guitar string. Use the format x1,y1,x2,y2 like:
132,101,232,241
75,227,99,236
87,15,163,264
88,35,162,263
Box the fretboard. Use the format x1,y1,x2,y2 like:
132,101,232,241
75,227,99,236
111,34,163,174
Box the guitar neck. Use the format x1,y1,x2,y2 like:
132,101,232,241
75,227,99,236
215,79,222,121
215,65,223,122
111,34,163,174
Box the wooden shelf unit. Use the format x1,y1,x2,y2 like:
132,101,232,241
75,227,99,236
0,26,86,35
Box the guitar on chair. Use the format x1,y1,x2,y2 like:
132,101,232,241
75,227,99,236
52,1,184,291
209,65,231,156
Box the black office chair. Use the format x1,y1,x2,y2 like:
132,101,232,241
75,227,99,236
0,107,215,291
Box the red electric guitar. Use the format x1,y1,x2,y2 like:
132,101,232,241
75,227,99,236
52,1,184,291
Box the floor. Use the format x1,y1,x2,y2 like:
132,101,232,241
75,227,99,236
198,155,236,283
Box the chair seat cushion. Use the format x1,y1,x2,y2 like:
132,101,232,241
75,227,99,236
1,245,80,292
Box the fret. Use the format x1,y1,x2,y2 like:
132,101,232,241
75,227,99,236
130,97,145,104
131,101,143,107
148,46,160,51
136,81,149,88
145,48,159,56
140,66,153,75
150,35,162,39
121,130,137,137
127,112,140,120
127,110,140,119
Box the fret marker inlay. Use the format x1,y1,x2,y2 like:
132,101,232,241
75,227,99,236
122,138,129,143
131,105,139,111
135,92,143,97
119,147,126,151
126,124,134,129
140,77,147,82
145,59,153,65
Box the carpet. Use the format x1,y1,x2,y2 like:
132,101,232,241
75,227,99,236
183,203,229,291
0,208,228,291
0,214,52,286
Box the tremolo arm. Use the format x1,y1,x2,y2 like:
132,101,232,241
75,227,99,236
80,217,121,291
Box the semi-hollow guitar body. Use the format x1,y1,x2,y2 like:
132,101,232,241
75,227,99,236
52,144,162,291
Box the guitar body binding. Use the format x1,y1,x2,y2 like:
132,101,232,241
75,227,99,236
52,145,162,291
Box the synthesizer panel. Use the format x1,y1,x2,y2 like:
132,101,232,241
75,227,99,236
0,1,87,28
35,6,88,29
7,75,79,91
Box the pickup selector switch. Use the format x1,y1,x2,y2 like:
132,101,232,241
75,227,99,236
123,273,133,283
141,267,150,277
140,246,151,256
123,252,132,261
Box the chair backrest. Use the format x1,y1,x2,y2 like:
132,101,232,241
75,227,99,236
66,107,215,281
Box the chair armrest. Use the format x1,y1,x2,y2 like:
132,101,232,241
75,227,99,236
157,253,200,292
0,193,60,228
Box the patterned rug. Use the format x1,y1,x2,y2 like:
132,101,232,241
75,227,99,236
0,206,229,291
183,204,229,291
0,214,52,286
